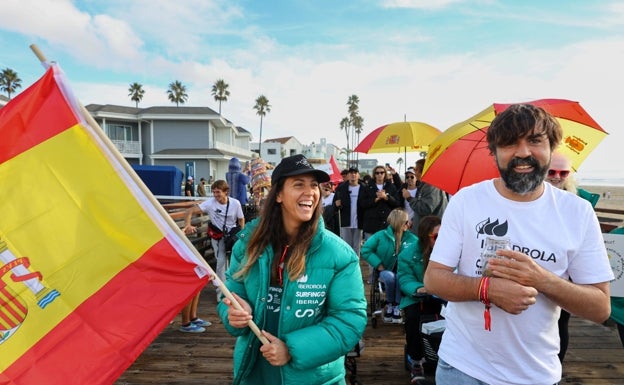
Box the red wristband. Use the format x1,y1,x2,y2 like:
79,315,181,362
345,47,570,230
479,277,492,331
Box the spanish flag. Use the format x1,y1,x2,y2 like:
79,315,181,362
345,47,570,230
0,64,210,383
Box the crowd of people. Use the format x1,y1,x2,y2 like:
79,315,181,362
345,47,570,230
173,103,623,385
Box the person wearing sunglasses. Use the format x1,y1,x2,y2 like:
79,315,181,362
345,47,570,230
546,151,576,192
424,104,613,385
360,165,400,284
361,165,400,240
398,215,444,383
400,167,419,228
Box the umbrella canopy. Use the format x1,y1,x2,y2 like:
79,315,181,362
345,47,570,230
422,99,608,195
354,121,441,154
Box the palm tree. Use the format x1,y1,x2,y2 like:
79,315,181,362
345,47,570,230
339,117,351,165
0,68,22,100
128,82,145,108
166,80,188,107
211,79,230,115
396,157,404,173
345,95,364,167
352,114,364,164
253,95,271,157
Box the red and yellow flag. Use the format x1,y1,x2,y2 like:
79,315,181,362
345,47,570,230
0,64,210,384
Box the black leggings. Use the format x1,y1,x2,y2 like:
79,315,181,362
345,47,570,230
404,298,443,360
558,309,571,362
617,322,624,348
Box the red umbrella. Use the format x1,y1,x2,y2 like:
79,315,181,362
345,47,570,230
422,99,608,195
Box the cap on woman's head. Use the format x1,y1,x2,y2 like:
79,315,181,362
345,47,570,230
271,154,330,185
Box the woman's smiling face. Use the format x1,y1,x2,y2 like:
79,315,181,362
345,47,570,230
277,174,320,236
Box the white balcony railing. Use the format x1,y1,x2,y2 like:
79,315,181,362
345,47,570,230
111,140,141,155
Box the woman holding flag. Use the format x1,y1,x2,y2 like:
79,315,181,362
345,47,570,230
217,154,367,385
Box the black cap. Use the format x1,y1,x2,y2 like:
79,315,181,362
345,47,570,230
405,167,416,175
348,166,359,173
271,154,330,185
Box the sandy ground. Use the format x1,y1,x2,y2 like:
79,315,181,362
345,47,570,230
578,185,624,211
578,185,624,231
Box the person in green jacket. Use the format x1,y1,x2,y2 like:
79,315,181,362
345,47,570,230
398,215,444,383
362,208,416,324
217,154,368,385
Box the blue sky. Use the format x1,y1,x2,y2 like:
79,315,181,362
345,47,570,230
2,0,624,180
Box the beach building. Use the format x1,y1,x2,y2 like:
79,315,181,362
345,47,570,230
85,104,253,184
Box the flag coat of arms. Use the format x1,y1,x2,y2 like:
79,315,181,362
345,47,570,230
0,64,210,384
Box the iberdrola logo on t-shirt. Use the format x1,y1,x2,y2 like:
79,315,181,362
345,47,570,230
475,217,508,238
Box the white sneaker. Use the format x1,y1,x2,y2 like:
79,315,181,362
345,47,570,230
383,305,393,323
392,306,403,324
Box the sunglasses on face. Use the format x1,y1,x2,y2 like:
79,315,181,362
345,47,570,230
547,169,570,178
406,175,415,179
375,171,386,175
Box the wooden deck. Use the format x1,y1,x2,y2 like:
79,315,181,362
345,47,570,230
116,258,624,385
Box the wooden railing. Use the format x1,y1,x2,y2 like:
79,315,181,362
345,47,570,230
596,207,624,233
161,200,214,262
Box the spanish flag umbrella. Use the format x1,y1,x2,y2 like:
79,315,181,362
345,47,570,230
354,121,441,155
422,99,608,195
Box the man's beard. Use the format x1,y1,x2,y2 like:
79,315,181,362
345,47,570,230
498,156,548,194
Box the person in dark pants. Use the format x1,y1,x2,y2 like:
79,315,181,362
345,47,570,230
333,167,366,256
399,215,443,383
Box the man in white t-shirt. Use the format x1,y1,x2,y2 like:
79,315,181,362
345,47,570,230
424,104,613,385
333,167,365,256
400,167,418,227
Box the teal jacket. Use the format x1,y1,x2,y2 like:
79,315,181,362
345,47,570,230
397,237,426,310
217,218,367,385
361,226,418,272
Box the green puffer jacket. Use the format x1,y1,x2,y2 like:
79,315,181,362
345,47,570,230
217,218,367,385
361,226,418,272
396,237,426,310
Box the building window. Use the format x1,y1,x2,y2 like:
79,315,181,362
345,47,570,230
106,124,138,141
268,149,277,155
289,149,296,156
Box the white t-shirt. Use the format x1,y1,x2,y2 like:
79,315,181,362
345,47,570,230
349,185,360,229
198,197,244,231
431,180,613,385
322,192,335,208
403,188,417,220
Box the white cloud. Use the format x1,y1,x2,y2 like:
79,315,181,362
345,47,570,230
381,0,466,10
3,0,145,69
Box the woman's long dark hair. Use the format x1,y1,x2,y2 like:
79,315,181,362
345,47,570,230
234,176,323,281
416,215,441,271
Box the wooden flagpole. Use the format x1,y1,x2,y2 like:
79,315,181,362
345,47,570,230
29,44,269,345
